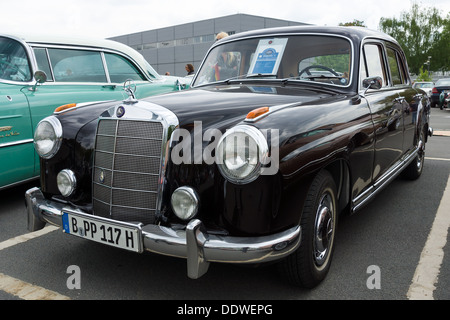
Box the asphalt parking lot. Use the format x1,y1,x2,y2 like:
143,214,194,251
0,107,449,302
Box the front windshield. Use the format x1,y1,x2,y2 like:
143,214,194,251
193,35,352,87
0,37,32,82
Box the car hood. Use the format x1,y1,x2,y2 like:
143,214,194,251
57,83,347,144
143,84,341,131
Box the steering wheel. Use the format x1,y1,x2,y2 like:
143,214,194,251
299,65,340,77
0,60,29,79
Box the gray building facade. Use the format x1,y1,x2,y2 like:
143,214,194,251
109,14,306,77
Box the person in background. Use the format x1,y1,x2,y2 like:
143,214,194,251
185,64,195,75
215,31,229,41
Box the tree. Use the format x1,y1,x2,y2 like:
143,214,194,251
416,66,433,82
339,20,367,27
427,13,450,73
379,1,447,74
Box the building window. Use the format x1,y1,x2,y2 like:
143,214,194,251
131,31,236,52
176,38,193,46
193,34,215,44
158,40,175,48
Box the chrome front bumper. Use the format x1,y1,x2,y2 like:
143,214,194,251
25,187,301,279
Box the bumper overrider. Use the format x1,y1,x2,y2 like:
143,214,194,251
25,187,301,279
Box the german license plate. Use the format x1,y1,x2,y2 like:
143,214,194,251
62,210,142,253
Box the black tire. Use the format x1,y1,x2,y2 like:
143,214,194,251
279,170,337,288
402,128,425,180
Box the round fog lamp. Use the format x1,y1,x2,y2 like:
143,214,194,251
57,169,76,197
171,187,199,220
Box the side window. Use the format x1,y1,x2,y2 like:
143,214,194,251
386,47,402,85
387,46,408,85
47,48,107,83
33,48,54,81
360,44,387,87
104,53,146,83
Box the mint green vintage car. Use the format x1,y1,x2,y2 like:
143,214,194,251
0,33,189,190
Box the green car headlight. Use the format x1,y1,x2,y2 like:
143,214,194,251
34,116,63,159
216,125,269,184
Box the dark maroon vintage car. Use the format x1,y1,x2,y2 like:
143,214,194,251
26,26,432,288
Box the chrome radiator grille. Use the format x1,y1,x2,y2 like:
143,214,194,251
92,119,164,225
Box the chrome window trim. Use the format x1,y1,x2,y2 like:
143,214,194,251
100,51,112,83
0,34,153,85
192,32,355,90
0,35,151,86
34,47,55,82
357,36,411,94
30,43,151,83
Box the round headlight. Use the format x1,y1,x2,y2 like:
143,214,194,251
57,169,76,197
34,116,62,159
171,187,199,220
216,125,268,184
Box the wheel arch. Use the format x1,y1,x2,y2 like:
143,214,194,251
322,158,351,216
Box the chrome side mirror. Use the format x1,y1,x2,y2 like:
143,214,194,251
34,70,47,84
29,70,47,91
362,76,382,96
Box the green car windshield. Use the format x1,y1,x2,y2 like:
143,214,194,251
0,37,32,82
193,35,352,88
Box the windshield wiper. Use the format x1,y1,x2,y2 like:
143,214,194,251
195,73,284,87
301,75,342,80
245,73,277,79
221,73,277,83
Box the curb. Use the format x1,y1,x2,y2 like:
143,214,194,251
433,131,450,137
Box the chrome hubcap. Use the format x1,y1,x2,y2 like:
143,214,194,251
314,193,334,267
417,131,425,170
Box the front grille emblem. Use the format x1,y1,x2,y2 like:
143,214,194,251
116,106,125,118
99,170,105,183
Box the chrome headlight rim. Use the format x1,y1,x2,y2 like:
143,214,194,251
216,125,269,185
34,116,63,159
171,186,200,221
57,169,77,197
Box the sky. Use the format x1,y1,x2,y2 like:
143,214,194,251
1,0,449,39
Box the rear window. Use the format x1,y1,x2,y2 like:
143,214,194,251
104,53,146,83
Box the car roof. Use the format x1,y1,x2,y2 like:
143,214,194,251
221,25,399,45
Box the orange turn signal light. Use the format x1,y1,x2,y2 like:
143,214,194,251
55,103,77,113
246,107,269,120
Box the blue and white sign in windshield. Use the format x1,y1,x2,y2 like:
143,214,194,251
249,38,288,75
